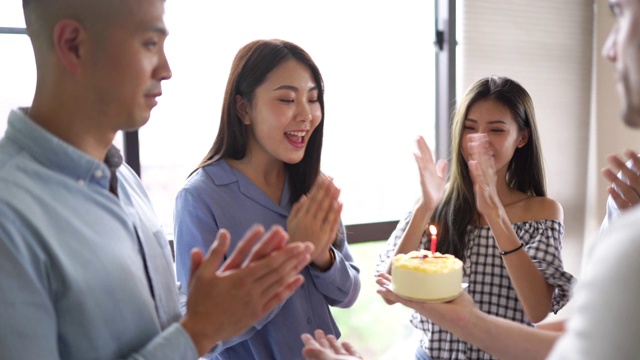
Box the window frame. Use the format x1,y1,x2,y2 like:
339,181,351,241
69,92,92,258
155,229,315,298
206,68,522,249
0,0,457,244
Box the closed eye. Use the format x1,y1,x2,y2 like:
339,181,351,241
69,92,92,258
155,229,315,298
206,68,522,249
144,40,159,49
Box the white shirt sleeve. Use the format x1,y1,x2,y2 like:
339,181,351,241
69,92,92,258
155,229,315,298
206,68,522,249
548,206,640,359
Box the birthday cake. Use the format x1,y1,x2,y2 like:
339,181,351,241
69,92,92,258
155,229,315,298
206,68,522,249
391,250,463,302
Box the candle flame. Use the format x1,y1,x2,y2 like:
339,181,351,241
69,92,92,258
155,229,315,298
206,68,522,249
429,225,437,236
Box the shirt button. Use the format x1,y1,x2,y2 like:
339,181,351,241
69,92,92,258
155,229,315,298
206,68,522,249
306,317,312,325
94,169,104,178
77,179,86,186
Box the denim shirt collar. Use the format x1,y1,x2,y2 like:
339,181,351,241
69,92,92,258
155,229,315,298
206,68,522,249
205,159,291,216
6,108,114,190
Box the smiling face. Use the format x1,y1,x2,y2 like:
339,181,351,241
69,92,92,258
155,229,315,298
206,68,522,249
461,99,529,173
603,0,640,127
87,0,172,132
239,58,322,165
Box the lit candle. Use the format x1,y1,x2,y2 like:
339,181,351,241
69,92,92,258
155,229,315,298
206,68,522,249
429,225,438,255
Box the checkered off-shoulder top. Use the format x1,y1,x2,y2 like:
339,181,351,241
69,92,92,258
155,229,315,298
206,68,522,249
377,211,576,360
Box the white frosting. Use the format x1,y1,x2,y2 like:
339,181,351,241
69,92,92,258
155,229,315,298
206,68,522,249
391,250,463,301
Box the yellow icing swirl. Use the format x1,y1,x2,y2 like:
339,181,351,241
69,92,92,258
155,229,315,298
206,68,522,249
392,250,463,273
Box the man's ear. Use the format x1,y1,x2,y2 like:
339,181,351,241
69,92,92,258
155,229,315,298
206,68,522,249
517,129,530,148
235,95,251,125
52,19,85,72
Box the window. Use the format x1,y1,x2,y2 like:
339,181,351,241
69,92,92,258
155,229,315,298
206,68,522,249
1,2,440,358
0,3,31,134
0,33,34,135
140,2,438,358
141,0,437,235
0,2,24,27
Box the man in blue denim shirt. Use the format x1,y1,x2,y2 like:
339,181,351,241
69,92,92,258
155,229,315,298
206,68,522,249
0,0,313,359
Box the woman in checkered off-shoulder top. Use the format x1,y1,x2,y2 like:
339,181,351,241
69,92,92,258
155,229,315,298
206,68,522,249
377,76,575,360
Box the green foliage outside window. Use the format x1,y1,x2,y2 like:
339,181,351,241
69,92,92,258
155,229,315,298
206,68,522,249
332,242,419,359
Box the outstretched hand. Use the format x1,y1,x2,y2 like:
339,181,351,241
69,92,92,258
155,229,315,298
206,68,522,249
602,149,640,212
466,134,503,219
181,225,313,356
414,135,448,212
287,175,342,269
301,329,363,360
376,272,475,339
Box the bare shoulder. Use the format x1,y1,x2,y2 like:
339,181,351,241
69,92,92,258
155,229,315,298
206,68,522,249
532,196,564,222
507,196,564,223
